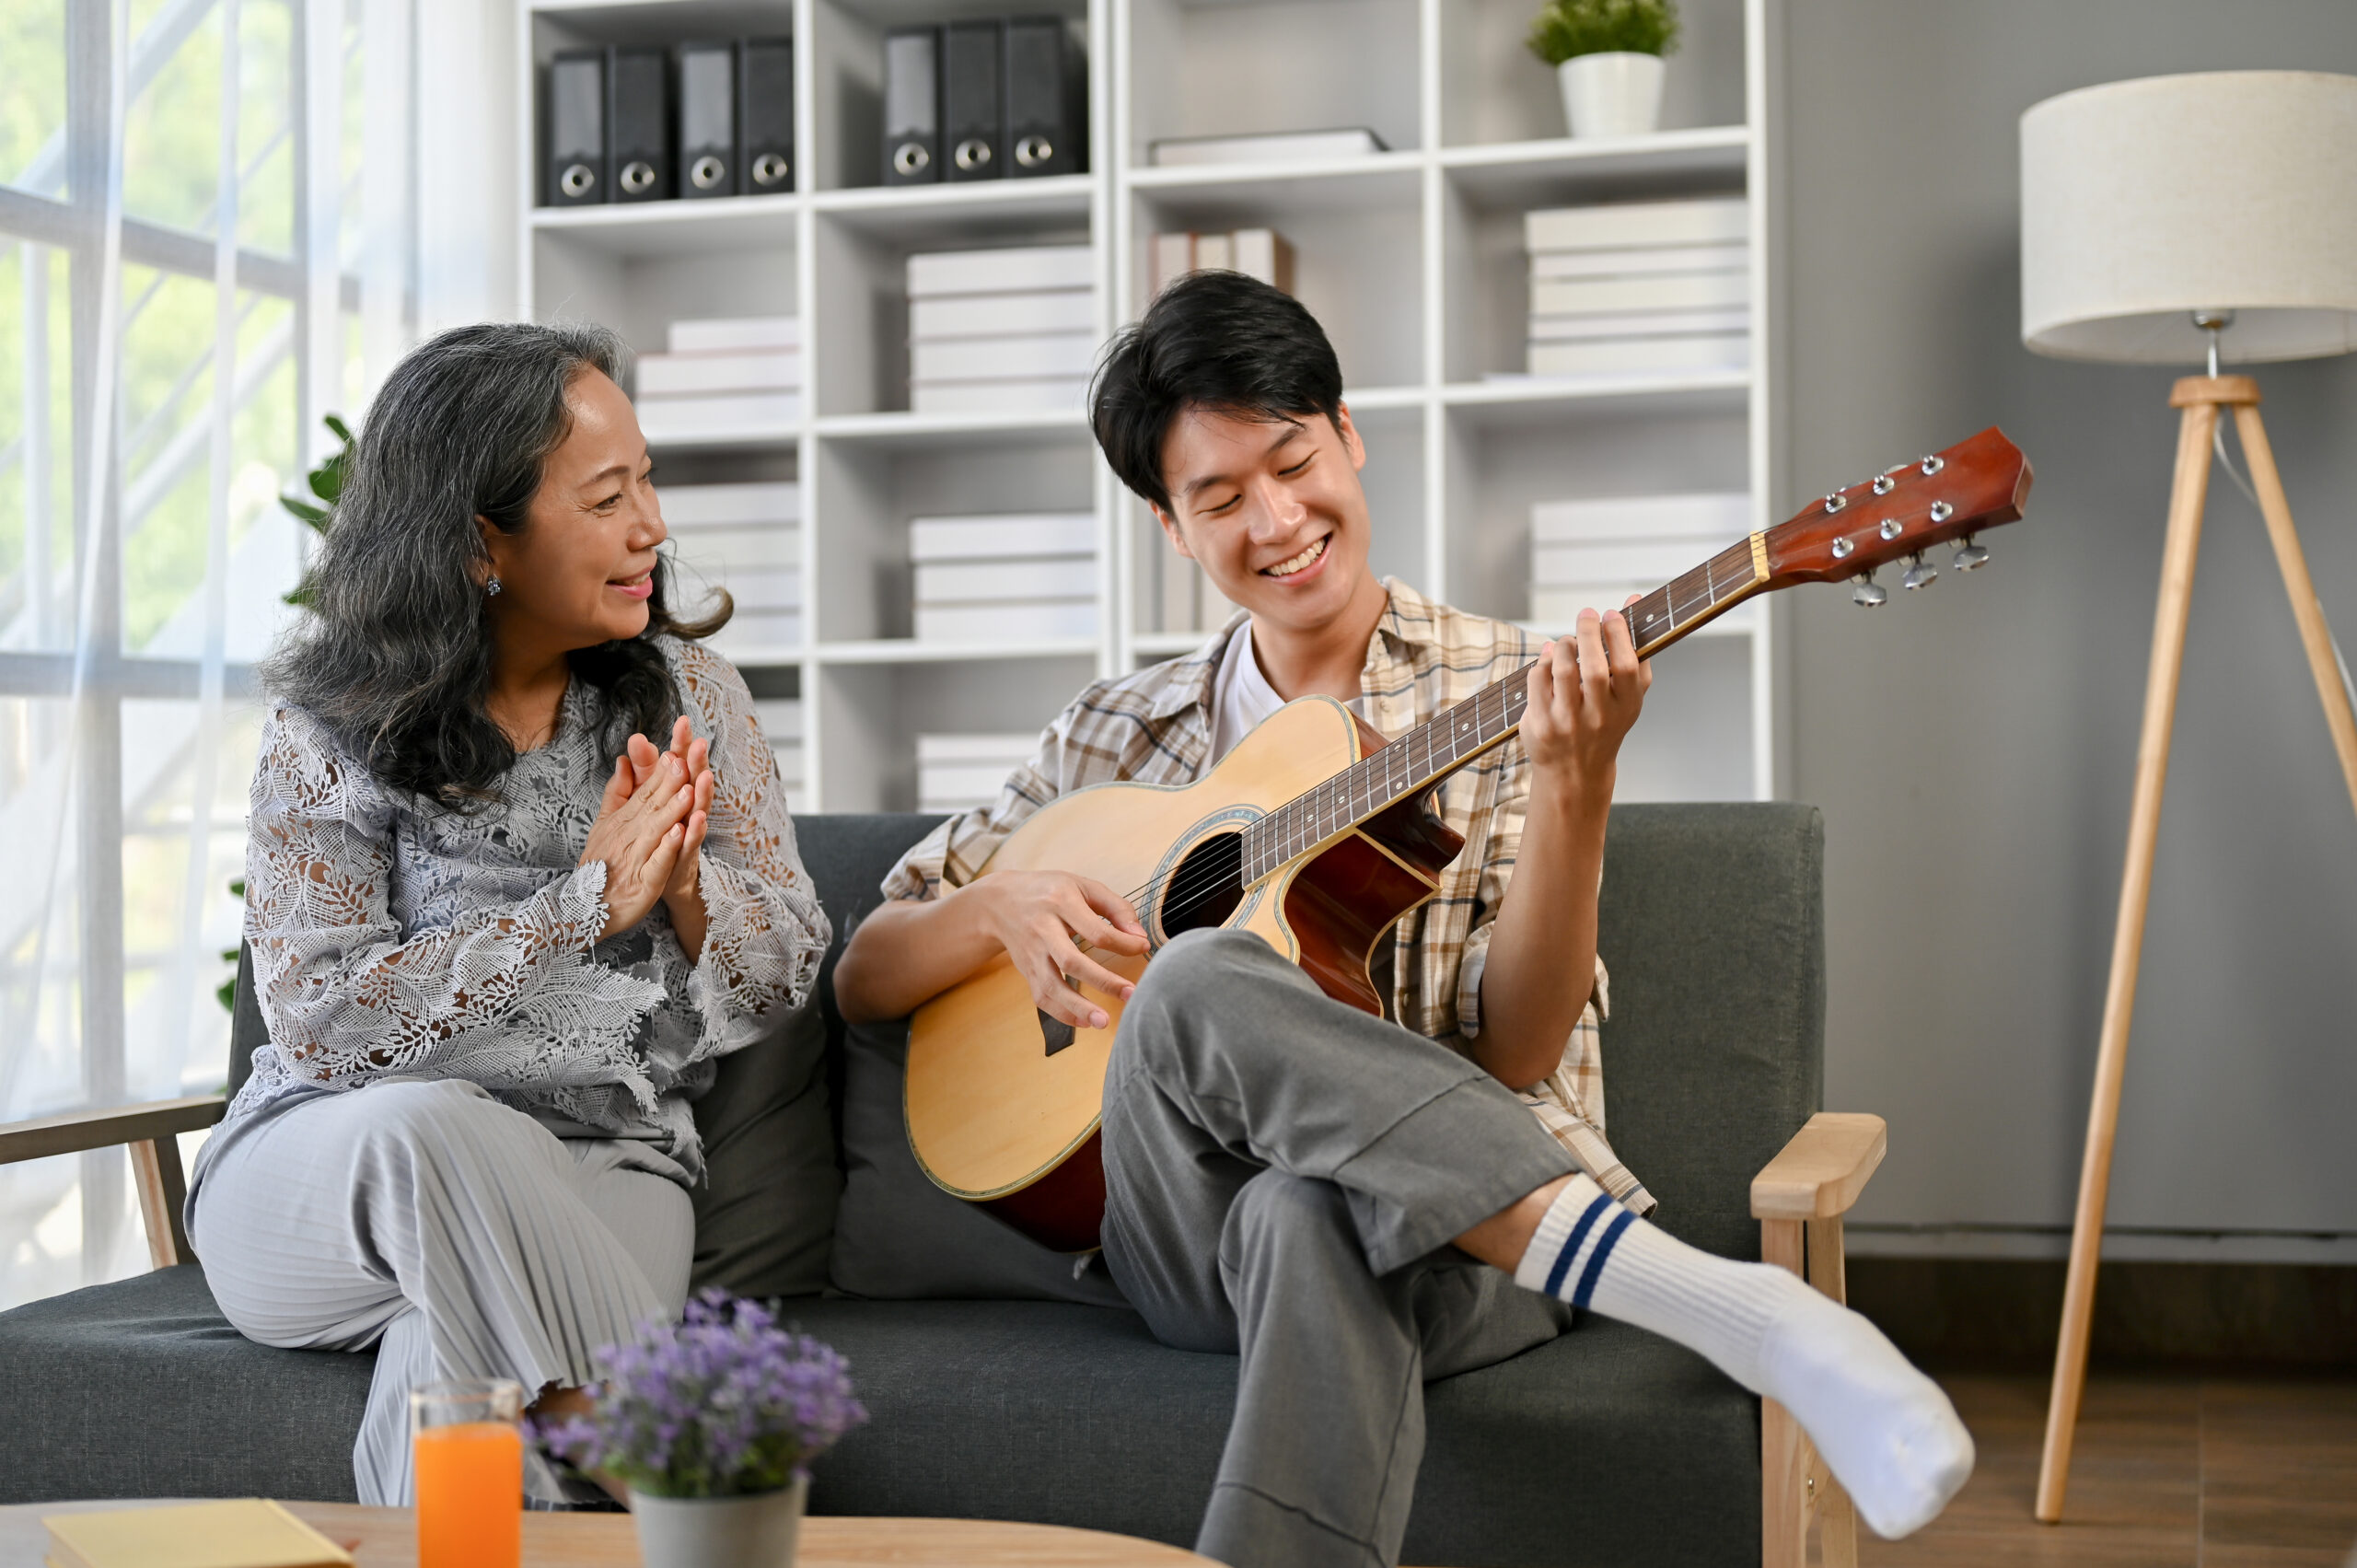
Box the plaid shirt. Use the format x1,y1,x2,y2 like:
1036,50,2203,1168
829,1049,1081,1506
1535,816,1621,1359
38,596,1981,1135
881,578,1655,1214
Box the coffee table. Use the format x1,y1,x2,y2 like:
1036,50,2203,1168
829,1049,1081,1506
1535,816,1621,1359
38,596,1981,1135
1,1500,1216,1566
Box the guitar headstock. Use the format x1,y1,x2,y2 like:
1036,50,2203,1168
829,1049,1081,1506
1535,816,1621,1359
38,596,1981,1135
1766,427,2032,604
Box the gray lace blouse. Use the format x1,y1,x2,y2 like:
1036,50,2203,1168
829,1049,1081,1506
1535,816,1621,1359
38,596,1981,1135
224,634,830,1183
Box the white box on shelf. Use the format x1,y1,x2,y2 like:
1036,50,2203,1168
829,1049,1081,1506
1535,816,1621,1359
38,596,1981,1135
669,316,800,354
911,332,1098,384
658,482,800,527
752,699,805,743
906,245,1095,297
1529,242,1749,280
1528,272,1749,317
635,351,802,397
1526,336,1749,377
711,610,804,650
668,525,801,577
916,732,1039,765
1533,541,1718,586
1527,308,1750,342
911,289,1097,340
1523,197,1749,253
910,512,1097,561
911,378,1089,415
635,392,802,442
705,565,803,610
1530,493,1751,543
913,599,1098,642
1149,127,1387,166
1528,586,1658,622
915,557,1097,603
918,764,1025,809
1149,228,1296,296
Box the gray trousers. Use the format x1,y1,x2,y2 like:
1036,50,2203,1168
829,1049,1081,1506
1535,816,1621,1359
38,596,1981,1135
187,1077,693,1505
1100,929,1577,1568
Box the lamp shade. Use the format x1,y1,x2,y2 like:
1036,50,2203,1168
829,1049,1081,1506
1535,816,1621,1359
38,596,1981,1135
2021,71,2357,364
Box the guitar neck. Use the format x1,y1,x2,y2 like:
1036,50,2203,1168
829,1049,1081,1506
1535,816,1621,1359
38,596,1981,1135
1237,535,1770,884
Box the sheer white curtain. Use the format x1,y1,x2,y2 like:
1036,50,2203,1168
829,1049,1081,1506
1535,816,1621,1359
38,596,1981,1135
0,0,422,1307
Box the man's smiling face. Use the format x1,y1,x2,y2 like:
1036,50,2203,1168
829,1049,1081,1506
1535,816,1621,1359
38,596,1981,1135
1152,402,1375,639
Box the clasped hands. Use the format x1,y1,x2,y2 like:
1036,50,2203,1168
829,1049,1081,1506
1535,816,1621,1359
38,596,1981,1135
579,715,715,941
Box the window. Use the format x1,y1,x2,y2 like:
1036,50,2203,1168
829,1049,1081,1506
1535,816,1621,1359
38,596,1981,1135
0,0,416,1307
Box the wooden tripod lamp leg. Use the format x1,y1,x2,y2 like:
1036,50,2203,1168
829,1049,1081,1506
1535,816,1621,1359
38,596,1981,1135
2035,377,2240,1524
2230,402,2357,819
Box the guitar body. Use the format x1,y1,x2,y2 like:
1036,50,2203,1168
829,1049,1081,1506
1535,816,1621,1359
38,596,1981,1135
903,695,1464,1250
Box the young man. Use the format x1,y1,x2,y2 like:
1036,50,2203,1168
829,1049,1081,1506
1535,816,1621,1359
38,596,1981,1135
833,273,1970,1568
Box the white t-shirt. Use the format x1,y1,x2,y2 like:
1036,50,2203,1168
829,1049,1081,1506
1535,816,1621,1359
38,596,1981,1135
1206,620,1289,767
1205,619,1373,770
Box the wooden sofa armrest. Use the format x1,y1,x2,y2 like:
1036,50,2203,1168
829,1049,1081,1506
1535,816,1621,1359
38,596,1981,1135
0,1095,226,1270
1750,1111,1887,1222
1753,1112,1887,1568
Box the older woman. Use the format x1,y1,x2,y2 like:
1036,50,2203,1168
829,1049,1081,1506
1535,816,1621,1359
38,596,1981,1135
186,321,829,1506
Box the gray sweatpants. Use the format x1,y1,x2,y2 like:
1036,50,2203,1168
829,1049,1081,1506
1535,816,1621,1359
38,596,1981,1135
187,1077,693,1505
1100,929,1578,1568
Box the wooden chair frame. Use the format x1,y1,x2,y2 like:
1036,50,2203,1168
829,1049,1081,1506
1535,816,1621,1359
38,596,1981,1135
2,1093,1880,1568
0,1096,227,1269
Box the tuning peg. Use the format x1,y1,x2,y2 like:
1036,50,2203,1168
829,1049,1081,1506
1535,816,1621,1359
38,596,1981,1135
1953,535,1990,571
1902,552,1938,591
1852,572,1887,608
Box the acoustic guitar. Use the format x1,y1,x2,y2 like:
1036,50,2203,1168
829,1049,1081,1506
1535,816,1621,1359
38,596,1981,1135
906,426,2033,1250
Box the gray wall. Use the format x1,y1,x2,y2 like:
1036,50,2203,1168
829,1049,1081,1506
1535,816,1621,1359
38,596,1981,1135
1780,1,2357,1260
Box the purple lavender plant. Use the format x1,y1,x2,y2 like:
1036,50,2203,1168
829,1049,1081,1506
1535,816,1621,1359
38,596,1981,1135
535,1289,868,1498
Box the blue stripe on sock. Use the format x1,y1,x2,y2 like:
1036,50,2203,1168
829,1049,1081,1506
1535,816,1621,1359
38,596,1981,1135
1542,1193,1616,1297
1571,1209,1638,1312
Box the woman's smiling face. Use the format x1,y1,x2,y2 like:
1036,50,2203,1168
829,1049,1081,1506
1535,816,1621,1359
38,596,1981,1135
1151,402,1375,639
479,367,668,653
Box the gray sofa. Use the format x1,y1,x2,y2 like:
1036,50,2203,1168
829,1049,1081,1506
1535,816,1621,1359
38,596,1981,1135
0,805,1832,1568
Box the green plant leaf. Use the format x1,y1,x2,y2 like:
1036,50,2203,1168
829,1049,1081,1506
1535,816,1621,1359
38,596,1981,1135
1526,0,1679,64
282,496,330,527
216,976,237,1012
227,878,245,899
284,577,318,610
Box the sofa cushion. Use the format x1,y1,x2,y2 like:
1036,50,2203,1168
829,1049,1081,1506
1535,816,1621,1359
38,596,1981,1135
0,1264,371,1504
826,1017,1131,1306
787,1296,1757,1568
1594,803,1825,1263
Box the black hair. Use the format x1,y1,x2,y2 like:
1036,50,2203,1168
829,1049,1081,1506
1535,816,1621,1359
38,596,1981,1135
259,319,729,808
1089,271,1345,513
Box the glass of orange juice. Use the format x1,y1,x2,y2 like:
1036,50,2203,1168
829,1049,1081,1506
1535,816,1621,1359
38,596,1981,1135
412,1377,525,1568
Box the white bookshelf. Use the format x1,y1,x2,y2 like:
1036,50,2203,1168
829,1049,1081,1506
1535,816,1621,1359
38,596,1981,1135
517,0,1785,810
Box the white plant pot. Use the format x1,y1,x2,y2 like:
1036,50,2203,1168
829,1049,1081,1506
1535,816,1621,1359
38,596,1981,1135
1557,52,1666,139
632,1476,808,1568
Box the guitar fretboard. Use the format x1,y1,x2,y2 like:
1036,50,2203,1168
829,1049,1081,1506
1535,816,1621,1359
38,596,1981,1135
1238,537,1761,884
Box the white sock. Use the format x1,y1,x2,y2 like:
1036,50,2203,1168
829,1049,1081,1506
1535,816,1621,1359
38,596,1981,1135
1514,1176,1974,1539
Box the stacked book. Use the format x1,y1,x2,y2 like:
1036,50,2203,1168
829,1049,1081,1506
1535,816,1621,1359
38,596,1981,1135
910,511,1098,643
1524,198,1749,378
634,316,802,441
1148,227,1295,297
751,697,806,808
917,732,1038,813
1149,127,1386,167
908,245,1097,414
662,480,801,651
1528,492,1750,625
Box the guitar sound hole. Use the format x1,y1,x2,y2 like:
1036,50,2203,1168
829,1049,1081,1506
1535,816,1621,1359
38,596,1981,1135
1156,830,1245,940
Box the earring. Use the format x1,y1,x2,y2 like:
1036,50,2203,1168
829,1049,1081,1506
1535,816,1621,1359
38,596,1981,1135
485,575,503,598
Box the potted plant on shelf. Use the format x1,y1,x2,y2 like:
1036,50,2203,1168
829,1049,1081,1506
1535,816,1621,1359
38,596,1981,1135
1526,0,1681,140
537,1291,868,1568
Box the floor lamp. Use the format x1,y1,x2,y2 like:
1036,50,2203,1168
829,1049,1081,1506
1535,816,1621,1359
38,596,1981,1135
2018,70,2357,1522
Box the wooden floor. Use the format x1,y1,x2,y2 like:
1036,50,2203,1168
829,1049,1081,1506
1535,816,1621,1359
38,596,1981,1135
1852,1368,2357,1566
